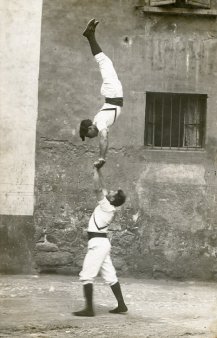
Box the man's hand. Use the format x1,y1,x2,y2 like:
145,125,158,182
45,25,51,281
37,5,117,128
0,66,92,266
94,158,106,169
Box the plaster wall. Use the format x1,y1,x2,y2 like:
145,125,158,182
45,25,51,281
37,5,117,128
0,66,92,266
0,0,43,215
35,0,217,280
0,0,42,272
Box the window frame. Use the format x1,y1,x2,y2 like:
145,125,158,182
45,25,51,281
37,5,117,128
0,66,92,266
144,91,207,151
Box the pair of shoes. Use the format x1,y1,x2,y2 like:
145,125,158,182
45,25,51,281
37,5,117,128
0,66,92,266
73,308,95,317
109,304,128,314
83,18,99,37
94,158,106,169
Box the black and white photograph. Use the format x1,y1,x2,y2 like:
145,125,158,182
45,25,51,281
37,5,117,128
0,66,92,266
1,0,217,337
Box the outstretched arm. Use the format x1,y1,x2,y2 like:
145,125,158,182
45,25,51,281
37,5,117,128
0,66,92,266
99,129,108,160
93,167,105,201
94,129,108,169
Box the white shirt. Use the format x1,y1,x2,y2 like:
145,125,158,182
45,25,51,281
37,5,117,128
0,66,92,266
93,103,121,132
88,196,116,233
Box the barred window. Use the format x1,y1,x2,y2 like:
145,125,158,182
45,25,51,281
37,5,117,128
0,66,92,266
144,92,207,149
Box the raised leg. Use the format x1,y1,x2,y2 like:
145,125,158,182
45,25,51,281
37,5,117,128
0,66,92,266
83,18,102,56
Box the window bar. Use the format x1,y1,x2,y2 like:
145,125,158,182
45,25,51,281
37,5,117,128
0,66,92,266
195,96,198,148
200,97,204,148
186,96,190,149
161,96,164,148
169,95,173,148
182,97,185,148
178,96,181,149
152,97,155,148
146,99,151,145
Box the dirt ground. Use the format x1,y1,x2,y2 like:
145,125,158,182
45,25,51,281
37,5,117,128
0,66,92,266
0,274,217,338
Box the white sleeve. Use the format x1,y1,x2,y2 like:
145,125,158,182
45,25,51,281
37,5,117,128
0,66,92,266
98,197,115,212
95,119,108,132
93,113,108,132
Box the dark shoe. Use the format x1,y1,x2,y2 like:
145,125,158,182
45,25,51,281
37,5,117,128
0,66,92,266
73,308,95,317
83,18,99,37
109,304,128,314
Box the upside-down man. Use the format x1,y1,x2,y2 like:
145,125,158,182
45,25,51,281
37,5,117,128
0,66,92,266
79,18,124,169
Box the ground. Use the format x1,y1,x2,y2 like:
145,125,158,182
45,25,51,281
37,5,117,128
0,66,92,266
0,275,217,338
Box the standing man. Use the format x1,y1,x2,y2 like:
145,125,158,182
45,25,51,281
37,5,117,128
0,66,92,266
79,19,124,169
73,166,128,317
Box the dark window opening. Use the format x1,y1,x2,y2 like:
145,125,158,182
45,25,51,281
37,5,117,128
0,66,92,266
144,92,207,149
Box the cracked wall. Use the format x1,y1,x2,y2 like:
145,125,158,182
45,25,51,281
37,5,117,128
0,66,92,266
34,0,217,280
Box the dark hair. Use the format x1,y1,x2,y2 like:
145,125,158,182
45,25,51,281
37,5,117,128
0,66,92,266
79,119,92,141
111,189,126,207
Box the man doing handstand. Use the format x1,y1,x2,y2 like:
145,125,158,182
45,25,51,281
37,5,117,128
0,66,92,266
79,19,124,169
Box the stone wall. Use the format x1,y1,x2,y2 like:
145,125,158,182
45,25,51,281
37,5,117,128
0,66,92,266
35,0,217,280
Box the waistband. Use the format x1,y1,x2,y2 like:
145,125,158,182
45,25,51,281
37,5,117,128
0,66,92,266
88,232,107,240
105,97,123,107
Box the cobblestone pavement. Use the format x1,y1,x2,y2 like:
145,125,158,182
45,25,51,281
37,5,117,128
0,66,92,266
0,275,217,338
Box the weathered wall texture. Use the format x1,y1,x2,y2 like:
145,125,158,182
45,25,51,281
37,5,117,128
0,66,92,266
0,1,42,272
0,0,43,215
35,0,217,280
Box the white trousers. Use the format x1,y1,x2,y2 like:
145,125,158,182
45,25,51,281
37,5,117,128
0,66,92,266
95,52,123,98
79,237,118,286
